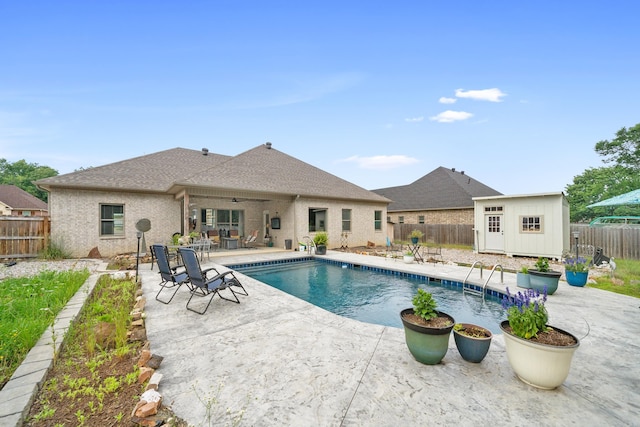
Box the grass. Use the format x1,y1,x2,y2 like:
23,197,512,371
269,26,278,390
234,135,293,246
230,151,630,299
0,269,90,387
590,258,640,298
24,274,153,426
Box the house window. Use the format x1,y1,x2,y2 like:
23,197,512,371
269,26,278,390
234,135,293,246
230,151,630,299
309,208,327,232
374,210,382,231
22,211,32,217
521,216,543,233
398,216,404,224
418,215,425,224
100,204,124,236
342,209,351,232
203,208,244,235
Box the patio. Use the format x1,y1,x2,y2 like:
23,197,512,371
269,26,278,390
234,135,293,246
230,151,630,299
139,249,639,426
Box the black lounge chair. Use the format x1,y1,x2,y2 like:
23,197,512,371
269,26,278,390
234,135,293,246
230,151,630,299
178,247,244,314
151,244,190,304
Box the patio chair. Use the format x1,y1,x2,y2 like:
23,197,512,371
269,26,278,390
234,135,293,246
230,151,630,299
151,244,190,304
178,247,243,314
242,229,259,248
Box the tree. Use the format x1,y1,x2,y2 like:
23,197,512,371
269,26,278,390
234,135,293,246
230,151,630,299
0,159,58,202
566,123,640,222
594,123,640,170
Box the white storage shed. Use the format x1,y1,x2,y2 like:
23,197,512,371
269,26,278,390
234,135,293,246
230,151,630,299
473,192,570,260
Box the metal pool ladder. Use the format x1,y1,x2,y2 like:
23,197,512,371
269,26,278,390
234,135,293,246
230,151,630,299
463,262,504,301
302,236,316,254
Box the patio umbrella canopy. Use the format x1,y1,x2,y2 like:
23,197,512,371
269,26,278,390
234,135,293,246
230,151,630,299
587,188,640,208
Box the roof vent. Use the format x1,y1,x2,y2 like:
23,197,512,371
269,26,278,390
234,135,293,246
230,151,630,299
461,171,465,175
202,148,209,156
265,142,272,149
451,167,455,172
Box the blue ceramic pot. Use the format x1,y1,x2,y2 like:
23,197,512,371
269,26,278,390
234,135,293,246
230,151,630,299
565,271,588,287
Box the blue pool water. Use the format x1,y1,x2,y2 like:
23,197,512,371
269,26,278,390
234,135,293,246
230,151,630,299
232,259,507,333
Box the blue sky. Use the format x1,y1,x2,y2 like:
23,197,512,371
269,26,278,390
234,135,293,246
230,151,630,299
1,1,639,195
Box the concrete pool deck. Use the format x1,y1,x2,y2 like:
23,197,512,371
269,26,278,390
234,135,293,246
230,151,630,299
139,249,639,426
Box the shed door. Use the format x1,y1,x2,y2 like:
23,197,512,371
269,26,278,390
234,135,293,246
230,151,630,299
485,214,504,252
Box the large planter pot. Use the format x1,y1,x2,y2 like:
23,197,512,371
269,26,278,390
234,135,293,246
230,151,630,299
315,245,327,255
516,272,531,288
453,323,492,363
403,255,414,264
400,309,455,365
529,269,561,295
411,237,419,244
565,270,588,287
500,320,580,389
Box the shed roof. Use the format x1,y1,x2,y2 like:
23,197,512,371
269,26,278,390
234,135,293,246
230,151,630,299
372,166,502,211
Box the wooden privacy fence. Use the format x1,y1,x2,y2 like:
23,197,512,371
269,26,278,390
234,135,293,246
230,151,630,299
0,216,50,259
395,224,474,246
570,224,640,261
394,223,640,260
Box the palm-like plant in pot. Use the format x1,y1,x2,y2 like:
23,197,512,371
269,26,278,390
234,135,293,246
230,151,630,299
500,287,580,389
400,289,455,365
528,257,561,294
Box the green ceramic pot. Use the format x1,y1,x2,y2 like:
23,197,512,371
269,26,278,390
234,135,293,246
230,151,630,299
400,309,454,365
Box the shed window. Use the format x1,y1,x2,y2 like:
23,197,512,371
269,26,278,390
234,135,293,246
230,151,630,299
418,215,425,224
398,216,404,224
521,216,543,233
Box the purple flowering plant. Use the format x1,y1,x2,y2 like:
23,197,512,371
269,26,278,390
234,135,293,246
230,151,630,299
564,255,589,273
502,287,549,339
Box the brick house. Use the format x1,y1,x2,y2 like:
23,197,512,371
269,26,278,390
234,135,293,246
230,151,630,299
371,167,502,226
35,143,391,258
0,185,48,217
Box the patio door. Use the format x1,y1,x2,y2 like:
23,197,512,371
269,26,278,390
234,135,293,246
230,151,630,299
484,214,504,252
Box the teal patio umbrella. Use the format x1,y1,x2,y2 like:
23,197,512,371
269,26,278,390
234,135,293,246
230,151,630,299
587,188,640,208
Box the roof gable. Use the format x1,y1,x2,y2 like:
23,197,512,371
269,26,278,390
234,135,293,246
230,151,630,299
372,166,502,211
0,185,48,210
179,143,390,202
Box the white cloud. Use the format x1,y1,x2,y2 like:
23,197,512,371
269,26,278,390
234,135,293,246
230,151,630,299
455,88,506,102
404,117,424,123
337,154,419,170
429,110,473,123
439,97,456,104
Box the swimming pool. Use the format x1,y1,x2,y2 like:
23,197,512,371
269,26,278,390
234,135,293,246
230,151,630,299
231,258,507,333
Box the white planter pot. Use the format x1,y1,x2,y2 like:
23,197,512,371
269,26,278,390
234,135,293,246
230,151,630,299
500,321,580,389
403,255,414,264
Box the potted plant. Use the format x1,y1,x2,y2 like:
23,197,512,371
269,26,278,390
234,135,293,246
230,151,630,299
516,266,530,288
298,242,307,252
500,287,580,389
403,250,414,264
410,229,424,244
528,257,561,295
453,323,492,363
313,232,328,255
400,289,455,365
563,254,589,287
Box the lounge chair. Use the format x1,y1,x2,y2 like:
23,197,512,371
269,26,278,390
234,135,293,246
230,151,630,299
151,244,190,304
177,247,245,314
242,230,259,248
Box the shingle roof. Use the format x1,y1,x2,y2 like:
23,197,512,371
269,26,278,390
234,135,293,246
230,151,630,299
35,144,390,203
0,185,48,210
35,148,231,192
371,166,502,211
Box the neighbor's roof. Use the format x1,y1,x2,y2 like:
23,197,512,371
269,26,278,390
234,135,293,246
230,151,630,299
372,167,502,211
35,144,390,203
0,185,48,210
